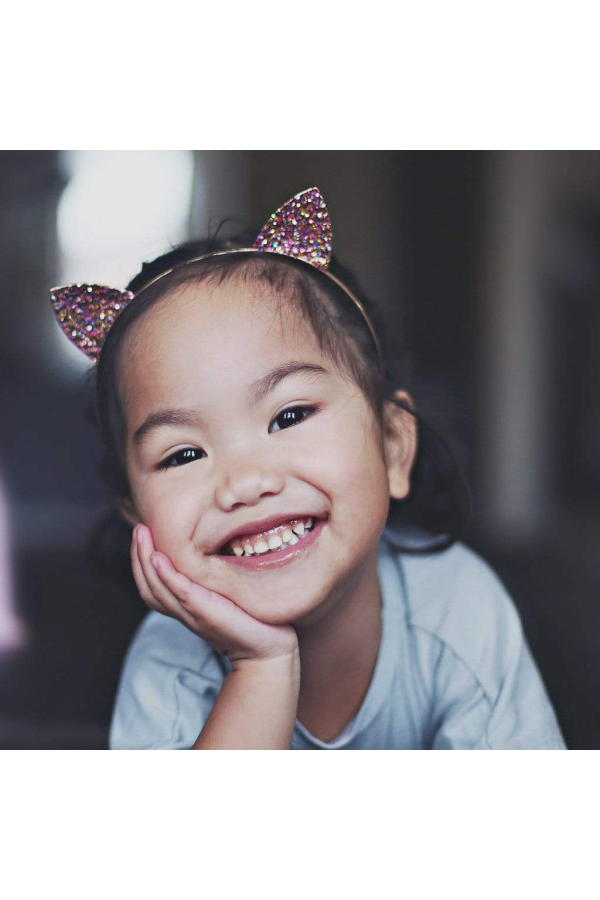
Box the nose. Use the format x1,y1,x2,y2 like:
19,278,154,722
214,459,285,512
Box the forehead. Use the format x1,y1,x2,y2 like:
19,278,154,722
119,278,323,417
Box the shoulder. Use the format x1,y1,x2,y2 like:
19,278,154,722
109,612,227,749
402,541,516,625
380,530,566,748
386,537,523,703
123,611,225,681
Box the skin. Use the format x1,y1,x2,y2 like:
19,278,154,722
118,276,417,743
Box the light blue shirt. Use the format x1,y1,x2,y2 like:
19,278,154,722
110,531,566,749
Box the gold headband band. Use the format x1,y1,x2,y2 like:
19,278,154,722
131,247,381,358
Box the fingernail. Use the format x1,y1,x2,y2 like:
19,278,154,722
150,554,159,569
137,526,144,546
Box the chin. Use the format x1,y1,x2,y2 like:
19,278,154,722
231,583,329,627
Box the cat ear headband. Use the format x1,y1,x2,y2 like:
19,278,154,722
49,186,380,362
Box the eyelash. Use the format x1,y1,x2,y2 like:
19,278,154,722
157,404,318,471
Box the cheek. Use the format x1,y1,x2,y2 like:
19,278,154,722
139,481,200,563
318,422,389,497
310,423,390,546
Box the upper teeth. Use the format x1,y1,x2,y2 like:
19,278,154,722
228,518,315,557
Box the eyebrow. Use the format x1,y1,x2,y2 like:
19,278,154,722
132,362,329,448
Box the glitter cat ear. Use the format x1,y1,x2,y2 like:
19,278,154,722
253,186,332,270
49,283,134,362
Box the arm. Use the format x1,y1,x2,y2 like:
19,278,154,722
133,526,300,749
191,650,300,749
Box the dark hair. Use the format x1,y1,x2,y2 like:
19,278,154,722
87,234,471,588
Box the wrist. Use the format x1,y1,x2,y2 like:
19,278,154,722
232,644,301,684
229,629,299,669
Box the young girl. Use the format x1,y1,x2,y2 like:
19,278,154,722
51,187,565,749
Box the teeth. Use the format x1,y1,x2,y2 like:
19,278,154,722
253,540,269,554
228,518,318,557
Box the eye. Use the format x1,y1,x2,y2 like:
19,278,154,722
269,405,317,433
158,447,207,470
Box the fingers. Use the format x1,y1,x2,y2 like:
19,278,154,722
130,526,161,611
130,525,265,655
148,549,255,650
131,525,196,628
149,551,232,641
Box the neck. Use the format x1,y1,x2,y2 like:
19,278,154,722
294,550,382,742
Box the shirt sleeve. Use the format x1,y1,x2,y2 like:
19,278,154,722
109,612,226,750
426,587,566,750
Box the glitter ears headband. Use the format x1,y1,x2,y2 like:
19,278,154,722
49,187,380,362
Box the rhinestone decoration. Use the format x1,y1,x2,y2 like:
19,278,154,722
49,284,134,362
253,186,332,270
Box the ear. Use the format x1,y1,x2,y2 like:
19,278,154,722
383,390,418,501
119,496,141,528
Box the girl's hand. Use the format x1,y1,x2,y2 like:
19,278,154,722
131,524,299,667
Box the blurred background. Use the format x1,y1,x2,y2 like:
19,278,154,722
0,150,598,749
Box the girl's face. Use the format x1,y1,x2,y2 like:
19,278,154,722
119,277,416,626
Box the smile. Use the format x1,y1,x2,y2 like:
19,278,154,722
223,517,314,556
214,517,325,570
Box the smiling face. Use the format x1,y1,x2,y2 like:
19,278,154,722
118,274,416,626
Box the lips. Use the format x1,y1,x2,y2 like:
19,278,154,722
210,513,324,556
225,517,314,556
214,517,326,570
